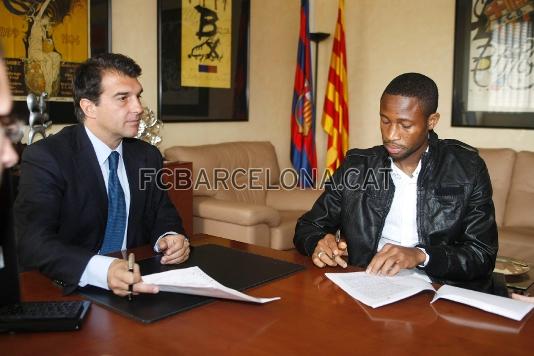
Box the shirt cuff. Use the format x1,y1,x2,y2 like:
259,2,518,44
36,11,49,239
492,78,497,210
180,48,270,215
153,231,187,253
78,255,116,290
416,247,430,267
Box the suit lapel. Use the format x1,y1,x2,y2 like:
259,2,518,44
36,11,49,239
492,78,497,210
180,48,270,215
123,140,146,247
73,124,108,229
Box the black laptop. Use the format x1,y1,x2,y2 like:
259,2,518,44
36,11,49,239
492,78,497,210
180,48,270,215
0,171,90,332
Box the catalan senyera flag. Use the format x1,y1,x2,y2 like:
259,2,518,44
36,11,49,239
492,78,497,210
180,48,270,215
322,0,349,175
290,0,317,188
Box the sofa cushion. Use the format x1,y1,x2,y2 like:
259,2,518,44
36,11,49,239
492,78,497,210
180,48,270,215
193,217,271,247
266,188,323,211
498,227,534,263
503,151,534,228
164,141,281,204
270,210,305,250
478,148,515,227
193,196,280,227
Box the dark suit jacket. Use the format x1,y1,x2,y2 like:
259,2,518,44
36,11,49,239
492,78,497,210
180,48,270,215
15,124,185,293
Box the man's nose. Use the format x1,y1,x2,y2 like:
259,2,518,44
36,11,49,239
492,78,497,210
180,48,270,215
385,124,400,141
131,97,143,114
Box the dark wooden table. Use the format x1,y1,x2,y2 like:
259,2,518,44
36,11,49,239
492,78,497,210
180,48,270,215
1,234,533,355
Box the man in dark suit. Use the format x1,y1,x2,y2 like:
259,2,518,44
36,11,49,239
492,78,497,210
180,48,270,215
15,53,189,296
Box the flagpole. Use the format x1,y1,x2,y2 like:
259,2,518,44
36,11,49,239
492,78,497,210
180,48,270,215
309,32,330,111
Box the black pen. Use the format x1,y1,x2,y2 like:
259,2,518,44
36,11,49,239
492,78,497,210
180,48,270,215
128,253,135,301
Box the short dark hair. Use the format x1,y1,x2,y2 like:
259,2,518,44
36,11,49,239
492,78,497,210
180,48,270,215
381,73,438,117
73,53,142,121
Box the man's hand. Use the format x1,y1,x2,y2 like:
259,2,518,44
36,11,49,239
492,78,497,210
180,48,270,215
157,234,190,264
312,233,348,268
366,243,426,276
107,259,159,297
512,293,534,303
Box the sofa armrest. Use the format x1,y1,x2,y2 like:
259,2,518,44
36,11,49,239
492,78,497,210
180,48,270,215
193,196,281,227
265,188,323,211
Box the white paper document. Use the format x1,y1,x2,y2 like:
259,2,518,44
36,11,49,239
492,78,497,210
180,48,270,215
325,271,435,308
142,266,280,304
326,271,534,321
431,284,534,321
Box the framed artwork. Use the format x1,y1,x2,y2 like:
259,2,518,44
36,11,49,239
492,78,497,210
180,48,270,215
452,0,534,129
1,0,111,124
158,0,249,122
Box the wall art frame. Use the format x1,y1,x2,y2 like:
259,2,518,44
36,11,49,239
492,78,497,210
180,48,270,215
3,0,111,124
452,0,534,129
157,0,249,122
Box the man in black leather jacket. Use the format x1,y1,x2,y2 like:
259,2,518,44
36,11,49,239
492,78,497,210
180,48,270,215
294,73,498,290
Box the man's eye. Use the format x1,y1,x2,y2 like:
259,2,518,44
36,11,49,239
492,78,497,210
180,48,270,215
119,96,127,101
401,124,412,129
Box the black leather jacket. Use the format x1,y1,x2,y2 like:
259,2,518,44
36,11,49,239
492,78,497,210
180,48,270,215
294,131,498,289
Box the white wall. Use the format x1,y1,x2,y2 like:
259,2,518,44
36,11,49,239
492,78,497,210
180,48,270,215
43,0,534,171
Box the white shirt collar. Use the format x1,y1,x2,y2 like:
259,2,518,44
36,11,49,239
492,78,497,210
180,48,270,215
84,126,123,166
389,146,429,180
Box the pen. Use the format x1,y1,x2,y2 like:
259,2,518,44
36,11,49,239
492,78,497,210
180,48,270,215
333,230,341,259
128,253,135,301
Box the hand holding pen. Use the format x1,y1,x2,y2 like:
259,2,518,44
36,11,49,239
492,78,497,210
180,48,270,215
312,230,348,268
128,253,135,301
106,255,159,297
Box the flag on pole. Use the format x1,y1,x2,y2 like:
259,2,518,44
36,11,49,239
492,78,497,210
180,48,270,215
322,0,349,175
290,0,317,188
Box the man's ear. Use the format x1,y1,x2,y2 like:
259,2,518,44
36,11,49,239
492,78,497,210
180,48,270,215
428,112,440,131
79,98,96,119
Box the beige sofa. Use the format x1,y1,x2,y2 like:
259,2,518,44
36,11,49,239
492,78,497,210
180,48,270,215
164,141,322,250
479,149,534,263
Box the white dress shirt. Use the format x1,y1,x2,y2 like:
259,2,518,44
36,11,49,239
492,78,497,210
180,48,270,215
79,127,131,289
379,158,422,250
377,152,430,281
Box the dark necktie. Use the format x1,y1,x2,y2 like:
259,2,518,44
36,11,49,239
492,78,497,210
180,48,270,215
100,151,126,254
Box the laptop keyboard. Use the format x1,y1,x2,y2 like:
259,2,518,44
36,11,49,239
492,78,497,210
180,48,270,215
0,301,85,321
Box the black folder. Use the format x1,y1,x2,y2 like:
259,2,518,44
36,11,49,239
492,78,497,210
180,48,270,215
79,244,305,323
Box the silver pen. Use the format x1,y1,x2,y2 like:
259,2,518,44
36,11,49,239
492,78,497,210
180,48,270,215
333,230,341,259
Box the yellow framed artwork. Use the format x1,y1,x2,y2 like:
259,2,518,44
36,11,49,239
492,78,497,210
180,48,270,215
0,0,110,124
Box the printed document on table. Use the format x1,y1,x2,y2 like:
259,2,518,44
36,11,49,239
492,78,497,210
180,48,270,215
142,266,280,304
432,284,534,321
326,271,534,321
325,271,435,308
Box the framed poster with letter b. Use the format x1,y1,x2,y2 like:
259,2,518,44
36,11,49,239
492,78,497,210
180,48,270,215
157,0,249,122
